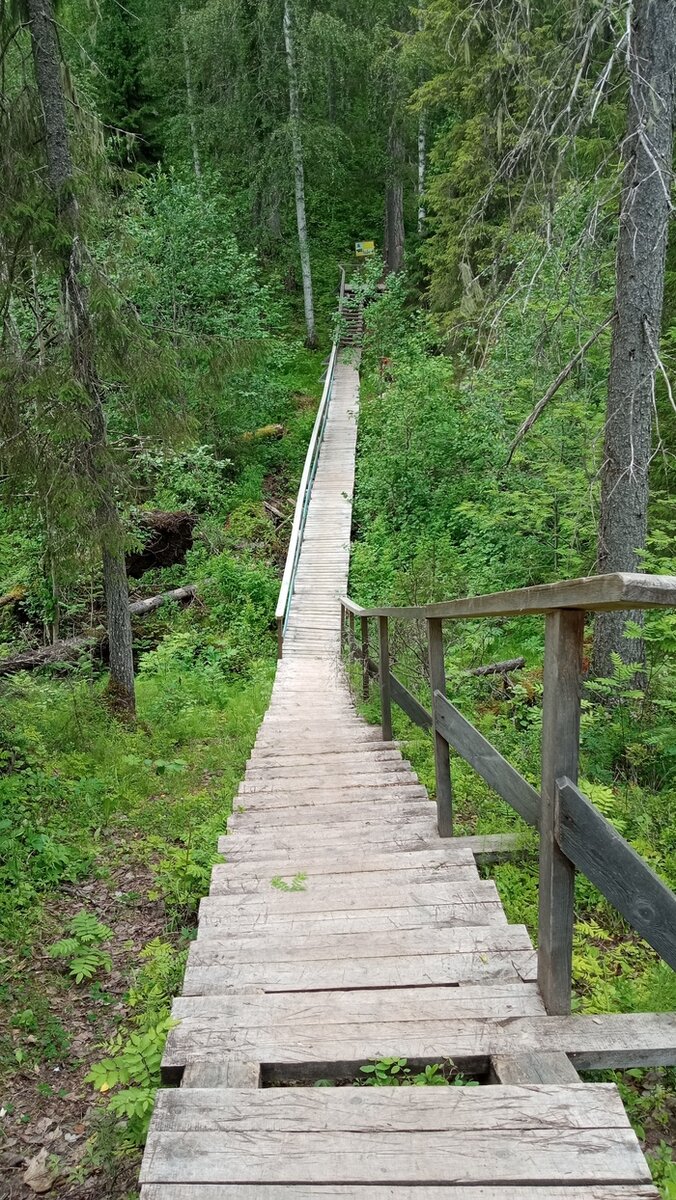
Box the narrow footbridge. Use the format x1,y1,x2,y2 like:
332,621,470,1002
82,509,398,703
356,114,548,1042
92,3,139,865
140,278,676,1197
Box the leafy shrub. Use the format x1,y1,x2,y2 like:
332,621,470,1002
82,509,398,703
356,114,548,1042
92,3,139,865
49,911,113,983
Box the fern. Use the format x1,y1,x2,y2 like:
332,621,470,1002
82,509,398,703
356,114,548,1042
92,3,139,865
48,910,113,982
86,1017,178,1144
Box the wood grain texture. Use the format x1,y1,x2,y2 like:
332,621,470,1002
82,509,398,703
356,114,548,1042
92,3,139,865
340,572,676,620
389,670,433,731
557,776,676,970
142,1188,660,1200
538,608,583,1015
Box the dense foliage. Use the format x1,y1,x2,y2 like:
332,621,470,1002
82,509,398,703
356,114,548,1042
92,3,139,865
0,0,675,1193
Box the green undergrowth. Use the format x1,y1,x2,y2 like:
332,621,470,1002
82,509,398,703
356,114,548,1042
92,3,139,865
347,279,676,1190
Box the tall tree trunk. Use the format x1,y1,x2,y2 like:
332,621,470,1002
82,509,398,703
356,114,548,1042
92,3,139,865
26,0,136,716
180,4,202,180
384,119,405,273
592,0,675,679
417,116,426,234
283,0,316,349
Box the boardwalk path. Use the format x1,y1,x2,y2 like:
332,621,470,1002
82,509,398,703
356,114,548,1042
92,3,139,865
140,355,658,1197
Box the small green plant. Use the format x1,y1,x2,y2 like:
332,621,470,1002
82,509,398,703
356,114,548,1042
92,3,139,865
48,911,113,983
357,1057,478,1087
271,872,307,892
86,1016,177,1145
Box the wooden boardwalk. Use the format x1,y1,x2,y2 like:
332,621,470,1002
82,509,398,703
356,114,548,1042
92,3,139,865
140,354,659,1197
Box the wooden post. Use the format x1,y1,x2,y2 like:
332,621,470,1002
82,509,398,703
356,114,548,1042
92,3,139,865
340,604,346,655
538,608,584,1015
276,617,283,660
348,611,356,661
360,615,370,700
378,615,393,741
428,617,453,837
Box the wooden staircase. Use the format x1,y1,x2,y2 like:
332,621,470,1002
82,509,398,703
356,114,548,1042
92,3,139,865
138,313,665,1196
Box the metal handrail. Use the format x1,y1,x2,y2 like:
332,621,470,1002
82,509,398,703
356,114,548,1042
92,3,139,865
275,268,346,657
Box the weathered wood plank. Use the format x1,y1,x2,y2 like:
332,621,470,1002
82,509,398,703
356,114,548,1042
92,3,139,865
210,864,480,895
491,1052,579,1084
149,1083,627,1133
433,693,539,828
341,572,676,620
538,608,583,1015
557,776,676,970
190,924,533,960
226,799,434,831
181,1062,260,1088
428,617,453,837
214,847,477,878
140,1126,649,1186
180,949,537,994
206,878,504,910
389,670,432,731
378,615,393,741
141,1187,660,1199
199,899,508,934
163,1010,676,1072
171,981,546,1024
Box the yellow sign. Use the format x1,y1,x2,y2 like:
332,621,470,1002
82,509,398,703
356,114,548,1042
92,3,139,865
355,240,375,257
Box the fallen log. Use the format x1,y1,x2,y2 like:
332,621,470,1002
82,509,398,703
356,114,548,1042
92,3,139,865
0,636,95,676
0,584,199,676
468,657,525,677
129,584,198,616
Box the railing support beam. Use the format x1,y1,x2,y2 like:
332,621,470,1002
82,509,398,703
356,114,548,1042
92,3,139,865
538,608,584,1015
378,616,393,742
428,617,453,837
360,616,370,700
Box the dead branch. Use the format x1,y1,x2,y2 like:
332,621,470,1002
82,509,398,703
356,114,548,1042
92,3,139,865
504,313,615,466
468,657,525,676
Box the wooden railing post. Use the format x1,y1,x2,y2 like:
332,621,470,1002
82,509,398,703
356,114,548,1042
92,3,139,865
340,603,346,655
427,617,453,837
378,616,393,741
348,611,356,661
538,608,584,1015
360,616,370,700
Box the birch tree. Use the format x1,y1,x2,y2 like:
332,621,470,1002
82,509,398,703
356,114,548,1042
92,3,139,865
283,0,316,349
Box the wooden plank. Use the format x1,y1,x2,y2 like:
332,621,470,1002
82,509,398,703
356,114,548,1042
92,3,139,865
206,878,504,910
149,1082,627,1133
245,758,408,780
213,847,477,877
340,572,676,620
452,833,520,863
199,899,508,934
190,924,533,960
538,608,583,1015
180,949,537,994
389,670,432,731
226,799,434,831
433,693,539,828
140,1127,649,1186
491,1052,579,1084
210,864,480,895
142,1187,660,1199
557,776,676,969
181,1062,260,1088
238,769,419,793
172,982,546,1024
233,783,428,809
163,1010,676,1073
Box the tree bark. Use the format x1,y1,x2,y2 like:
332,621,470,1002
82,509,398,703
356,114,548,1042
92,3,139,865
283,0,317,349
417,115,426,234
26,0,136,716
593,0,675,679
384,119,405,273
180,4,202,180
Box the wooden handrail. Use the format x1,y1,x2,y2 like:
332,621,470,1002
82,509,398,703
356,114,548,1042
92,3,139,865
340,573,676,1018
275,268,346,657
341,571,676,621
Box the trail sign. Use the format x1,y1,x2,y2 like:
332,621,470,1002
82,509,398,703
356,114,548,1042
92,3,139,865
355,240,375,257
